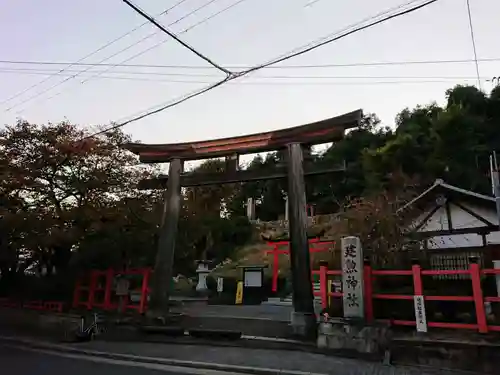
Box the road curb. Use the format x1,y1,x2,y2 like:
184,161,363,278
0,335,327,375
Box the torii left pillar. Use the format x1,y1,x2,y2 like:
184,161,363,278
286,143,316,339
148,158,183,319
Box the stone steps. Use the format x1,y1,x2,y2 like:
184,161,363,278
263,282,322,307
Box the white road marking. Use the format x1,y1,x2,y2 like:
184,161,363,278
1,343,241,375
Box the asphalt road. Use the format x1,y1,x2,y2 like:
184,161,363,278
0,344,218,375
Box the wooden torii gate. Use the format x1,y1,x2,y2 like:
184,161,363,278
123,109,362,338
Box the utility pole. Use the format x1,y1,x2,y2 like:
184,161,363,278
490,151,500,230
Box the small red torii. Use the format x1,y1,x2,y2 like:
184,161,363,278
265,238,335,292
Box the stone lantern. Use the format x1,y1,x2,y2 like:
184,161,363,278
195,260,211,293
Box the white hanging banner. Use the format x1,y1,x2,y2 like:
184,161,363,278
413,295,428,333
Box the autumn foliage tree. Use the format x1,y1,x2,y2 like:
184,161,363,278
0,120,155,293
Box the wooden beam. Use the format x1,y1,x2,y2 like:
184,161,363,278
225,154,239,172
445,201,453,231
124,110,362,163
138,164,346,189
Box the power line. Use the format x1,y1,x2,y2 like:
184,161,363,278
2,56,500,70
0,1,191,107
74,79,484,88
75,0,243,84
0,67,489,81
3,0,223,112
255,0,424,71
122,0,231,76
304,0,322,8
84,0,441,139
90,77,231,138
241,0,440,76
6,0,238,113
465,0,481,89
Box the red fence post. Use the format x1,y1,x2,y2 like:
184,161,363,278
104,268,114,310
469,256,488,333
273,245,279,293
319,261,328,309
88,270,98,310
139,268,151,314
412,260,423,296
72,277,81,309
363,257,374,323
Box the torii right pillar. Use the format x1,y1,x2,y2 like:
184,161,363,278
286,143,316,339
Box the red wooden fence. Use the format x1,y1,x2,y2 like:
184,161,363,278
0,298,63,312
312,258,500,333
73,268,150,314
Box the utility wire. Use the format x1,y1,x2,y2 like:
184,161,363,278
0,67,489,81
255,0,423,72
304,0,322,8
0,1,191,107
465,0,481,89
3,0,222,112
241,0,440,76
1,56,500,70
76,0,227,84
122,0,232,76
83,0,440,139
44,79,483,87
89,77,231,138
72,0,242,85
5,0,235,113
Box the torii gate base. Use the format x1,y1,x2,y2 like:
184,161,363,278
123,110,362,338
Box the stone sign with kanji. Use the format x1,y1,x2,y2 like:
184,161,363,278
341,236,364,319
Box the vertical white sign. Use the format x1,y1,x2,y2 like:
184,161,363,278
341,236,364,319
413,295,428,332
217,277,223,293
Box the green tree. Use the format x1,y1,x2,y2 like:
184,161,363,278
364,85,500,193
309,114,393,213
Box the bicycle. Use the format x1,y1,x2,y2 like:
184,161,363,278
72,312,106,342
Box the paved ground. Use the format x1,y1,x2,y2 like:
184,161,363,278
62,340,469,375
0,328,489,375
171,303,294,321
172,301,325,321
0,345,197,375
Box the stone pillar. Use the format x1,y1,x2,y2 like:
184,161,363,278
195,260,210,293
341,236,364,319
149,158,183,316
286,143,316,338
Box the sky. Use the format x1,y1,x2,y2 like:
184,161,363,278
1,0,500,145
